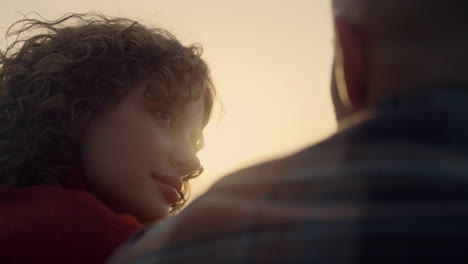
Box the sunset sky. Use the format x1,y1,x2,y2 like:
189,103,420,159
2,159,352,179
0,0,336,200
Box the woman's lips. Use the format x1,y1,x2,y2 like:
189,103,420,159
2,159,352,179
154,180,180,204
152,174,183,204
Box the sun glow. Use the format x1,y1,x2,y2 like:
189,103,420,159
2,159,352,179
0,0,336,200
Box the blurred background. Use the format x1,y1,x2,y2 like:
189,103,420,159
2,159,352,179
0,0,336,201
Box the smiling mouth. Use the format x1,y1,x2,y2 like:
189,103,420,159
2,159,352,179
152,174,182,204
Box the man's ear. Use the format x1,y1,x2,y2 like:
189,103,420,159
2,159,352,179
333,17,369,109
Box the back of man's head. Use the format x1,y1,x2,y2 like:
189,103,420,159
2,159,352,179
336,0,468,49
331,0,468,122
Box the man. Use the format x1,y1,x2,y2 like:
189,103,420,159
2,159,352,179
109,0,468,263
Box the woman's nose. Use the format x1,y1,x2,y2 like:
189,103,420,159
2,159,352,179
169,142,201,176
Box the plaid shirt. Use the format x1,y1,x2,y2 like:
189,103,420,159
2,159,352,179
109,87,468,264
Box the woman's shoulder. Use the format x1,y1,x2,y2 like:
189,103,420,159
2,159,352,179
2,185,139,223
0,185,143,232
0,185,143,263
1,185,95,205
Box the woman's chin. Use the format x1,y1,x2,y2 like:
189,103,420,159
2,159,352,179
137,205,170,225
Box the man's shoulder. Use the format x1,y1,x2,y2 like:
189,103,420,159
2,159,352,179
208,124,465,197
210,135,343,192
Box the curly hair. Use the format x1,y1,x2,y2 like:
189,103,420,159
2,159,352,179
0,13,215,212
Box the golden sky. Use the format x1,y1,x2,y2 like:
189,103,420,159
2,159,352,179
0,0,336,200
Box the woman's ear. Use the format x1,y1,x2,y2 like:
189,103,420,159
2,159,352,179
333,17,369,109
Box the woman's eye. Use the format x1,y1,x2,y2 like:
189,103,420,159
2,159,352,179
153,111,173,128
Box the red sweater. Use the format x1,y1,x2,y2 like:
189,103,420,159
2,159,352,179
0,185,144,263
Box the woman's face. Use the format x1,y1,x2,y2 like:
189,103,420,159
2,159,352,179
81,78,205,223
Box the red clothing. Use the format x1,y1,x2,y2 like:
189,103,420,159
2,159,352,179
0,185,144,263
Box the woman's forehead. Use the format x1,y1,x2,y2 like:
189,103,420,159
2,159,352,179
143,76,206,104
132,79,204,117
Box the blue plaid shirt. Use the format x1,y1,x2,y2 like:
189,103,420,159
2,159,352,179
109,87,468,264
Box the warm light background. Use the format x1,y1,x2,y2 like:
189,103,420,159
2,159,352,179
0,0,336,200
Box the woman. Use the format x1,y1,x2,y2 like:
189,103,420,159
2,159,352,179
0,13,215,263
